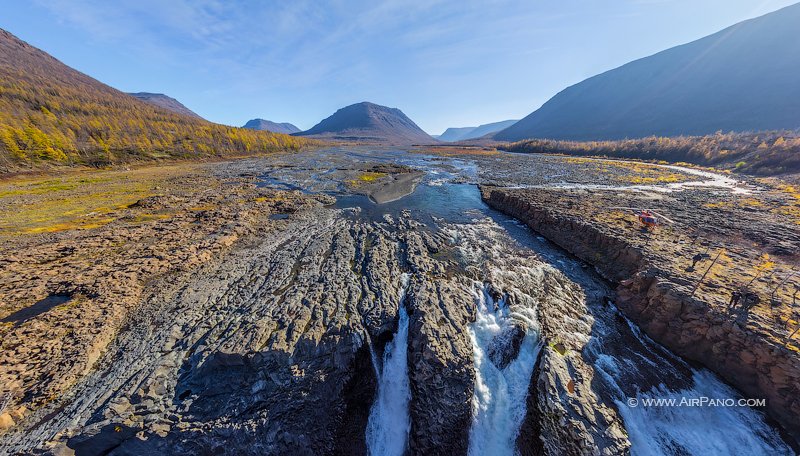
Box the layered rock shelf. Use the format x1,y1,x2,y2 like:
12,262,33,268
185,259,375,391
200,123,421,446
481,185,800,445
2,150,796,455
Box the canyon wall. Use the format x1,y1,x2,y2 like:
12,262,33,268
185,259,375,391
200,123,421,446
481,186,800,445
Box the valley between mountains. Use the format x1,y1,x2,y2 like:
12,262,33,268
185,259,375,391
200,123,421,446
2,6,800,454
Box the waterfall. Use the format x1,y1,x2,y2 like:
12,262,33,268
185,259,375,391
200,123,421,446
367,333,381,379
592,308,792,456
618,370,791,456
366,273,411,456
468,282,542,456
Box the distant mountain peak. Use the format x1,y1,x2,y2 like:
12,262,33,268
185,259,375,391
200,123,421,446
438,120,519,142
294,101,435,144
127,92,202,119
243,119,301,134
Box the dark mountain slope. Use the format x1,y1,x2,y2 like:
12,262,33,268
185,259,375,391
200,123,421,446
439,127,476,142
294,102,435,144
439,120,519,142
0,29,310,172
128,92,203,119
243,119,301,134
496,4,800,141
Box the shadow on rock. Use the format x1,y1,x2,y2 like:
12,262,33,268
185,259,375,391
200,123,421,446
122,334,380,455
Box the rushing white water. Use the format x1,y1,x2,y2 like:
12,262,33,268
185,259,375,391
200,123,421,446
619,370,792,456
468,282,542,456
592,310,792,456
366,273,411,456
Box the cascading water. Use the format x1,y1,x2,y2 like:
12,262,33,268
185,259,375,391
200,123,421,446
591,307,792,456
366,273,412,456
618,370,791,455
467,282,542,456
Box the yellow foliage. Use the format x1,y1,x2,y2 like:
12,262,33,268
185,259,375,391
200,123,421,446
0,64,317,166
0,169,157,234
501,131,800,176
356,172,387,182
346,172,388,188
754,253,775,274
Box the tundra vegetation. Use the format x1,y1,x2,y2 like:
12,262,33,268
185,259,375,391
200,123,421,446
0,29,315,173
500,131,800,176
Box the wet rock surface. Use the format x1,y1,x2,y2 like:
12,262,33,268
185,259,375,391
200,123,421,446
3,209,496,455
0,169,333,440
473,234,630,456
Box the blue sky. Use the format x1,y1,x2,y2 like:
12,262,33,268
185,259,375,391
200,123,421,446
1,0,797,134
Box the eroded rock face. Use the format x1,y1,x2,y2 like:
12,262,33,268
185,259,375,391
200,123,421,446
0,205,466,454
482,186,800,446
616,274,800,443
487,323,525,370
484,254,630,456
10,150,786,455
1,186,642,456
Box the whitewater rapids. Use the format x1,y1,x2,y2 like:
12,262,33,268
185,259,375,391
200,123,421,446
366,273,412,456
591,310,792,456
467,282,542,456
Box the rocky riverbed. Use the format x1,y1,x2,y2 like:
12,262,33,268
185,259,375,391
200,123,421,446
0,147,796,455
481,182,800,445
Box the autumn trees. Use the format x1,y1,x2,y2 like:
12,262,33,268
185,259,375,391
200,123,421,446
500,131,800,175
0,65,313,170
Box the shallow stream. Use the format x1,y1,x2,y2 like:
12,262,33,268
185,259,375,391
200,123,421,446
255,147,791,455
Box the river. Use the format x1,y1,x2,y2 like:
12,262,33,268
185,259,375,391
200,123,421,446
6,147,790,455
253,147,791,455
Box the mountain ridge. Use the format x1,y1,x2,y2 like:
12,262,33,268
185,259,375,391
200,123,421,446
495,3,800,141
294,101,435,144
127,92,203,119
439,119,518,142
243,119,301,134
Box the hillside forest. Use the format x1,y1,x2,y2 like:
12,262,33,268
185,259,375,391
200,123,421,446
0,29,313,172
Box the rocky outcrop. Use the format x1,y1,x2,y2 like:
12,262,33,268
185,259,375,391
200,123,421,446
486,261,630,455
1,177,646,455
8,149,792,454
616,275,800,441
448,221,632,455
407,278,474,455
0,201,477,454
0,178,329,436
481,186,800,445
